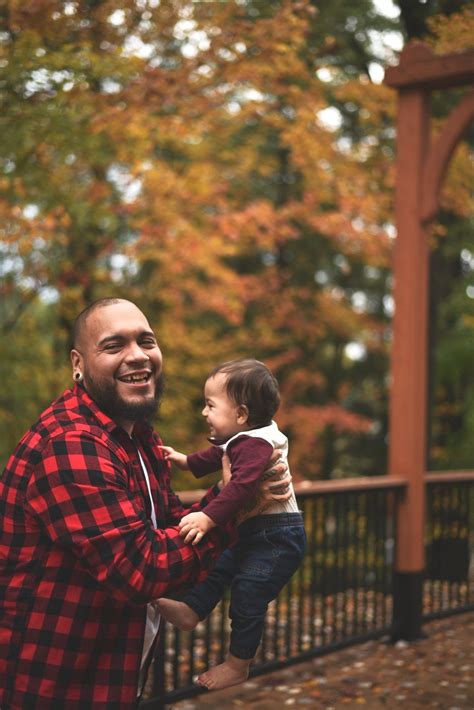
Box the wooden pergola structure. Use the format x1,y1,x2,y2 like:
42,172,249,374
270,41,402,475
384,42,474,639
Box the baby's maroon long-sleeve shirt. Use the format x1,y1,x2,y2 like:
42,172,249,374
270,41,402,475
187,436,274,526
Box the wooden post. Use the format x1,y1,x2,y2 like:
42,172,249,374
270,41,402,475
387,83,430,640
384,42,474,640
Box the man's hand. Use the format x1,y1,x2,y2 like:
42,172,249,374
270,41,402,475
179,511,216,545
237,453,293,524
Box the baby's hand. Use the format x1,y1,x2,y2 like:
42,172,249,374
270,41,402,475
179,511,216,545
159,446,189,470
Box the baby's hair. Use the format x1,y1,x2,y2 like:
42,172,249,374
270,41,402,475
209,358,280,427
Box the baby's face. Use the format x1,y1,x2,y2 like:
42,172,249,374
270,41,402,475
202,373,248,440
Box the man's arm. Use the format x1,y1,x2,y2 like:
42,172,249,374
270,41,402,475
25,431,236,605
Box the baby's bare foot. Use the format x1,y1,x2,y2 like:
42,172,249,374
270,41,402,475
197,654,250,690
156,598,200,631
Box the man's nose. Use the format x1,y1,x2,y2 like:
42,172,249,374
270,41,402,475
202,405,208,417
125,341,150,362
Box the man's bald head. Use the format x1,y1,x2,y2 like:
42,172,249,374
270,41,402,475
73,297,132,350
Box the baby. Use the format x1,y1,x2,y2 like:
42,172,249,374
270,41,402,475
158,358,306,691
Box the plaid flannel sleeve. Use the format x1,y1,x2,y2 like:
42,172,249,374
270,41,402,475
24,430,233,604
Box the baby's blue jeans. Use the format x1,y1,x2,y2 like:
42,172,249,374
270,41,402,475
183,512,306,660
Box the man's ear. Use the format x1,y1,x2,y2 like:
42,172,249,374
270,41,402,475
237,405,249,425
70,349,83,378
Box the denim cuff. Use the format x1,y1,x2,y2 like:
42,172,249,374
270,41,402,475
229,643,257,660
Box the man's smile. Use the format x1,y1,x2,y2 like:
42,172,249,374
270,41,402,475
117,370,153,386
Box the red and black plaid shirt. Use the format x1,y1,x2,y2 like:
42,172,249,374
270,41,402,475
0,384,234,708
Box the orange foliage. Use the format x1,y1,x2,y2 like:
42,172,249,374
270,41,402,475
2,0,470,478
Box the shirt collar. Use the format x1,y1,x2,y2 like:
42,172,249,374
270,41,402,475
207,420,274,447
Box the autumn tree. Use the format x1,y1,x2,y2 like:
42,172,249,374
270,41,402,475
0,1,471,480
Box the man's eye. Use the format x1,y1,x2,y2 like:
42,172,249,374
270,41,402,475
104,343,121,351
140,339,157,348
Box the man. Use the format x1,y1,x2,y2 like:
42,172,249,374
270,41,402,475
0,298,289,709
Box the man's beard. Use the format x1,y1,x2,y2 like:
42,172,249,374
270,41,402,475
84,372,165,426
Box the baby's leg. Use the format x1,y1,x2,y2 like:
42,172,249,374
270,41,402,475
156,599,200,631
198,522,305,691
195,544,268,691
197,653,251,690
158,548,238,632
183,547,237,620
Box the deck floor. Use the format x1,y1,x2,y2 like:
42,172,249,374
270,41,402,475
167,612,474,709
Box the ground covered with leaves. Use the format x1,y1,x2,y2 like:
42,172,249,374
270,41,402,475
169,613,473,709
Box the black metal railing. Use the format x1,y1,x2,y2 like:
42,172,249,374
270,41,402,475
141,477,406,708
424,472,474,619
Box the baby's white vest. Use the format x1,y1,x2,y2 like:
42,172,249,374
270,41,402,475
221,421,299,515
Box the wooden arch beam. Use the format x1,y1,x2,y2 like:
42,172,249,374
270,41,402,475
422,91,474,224
385,42,474,90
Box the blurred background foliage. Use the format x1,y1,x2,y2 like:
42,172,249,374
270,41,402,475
1,0,473,484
